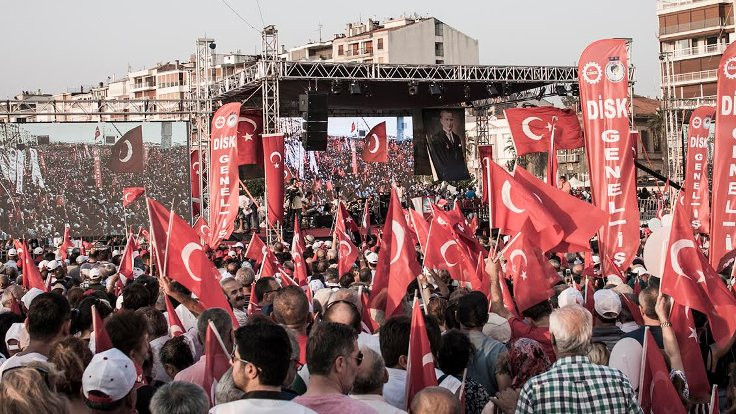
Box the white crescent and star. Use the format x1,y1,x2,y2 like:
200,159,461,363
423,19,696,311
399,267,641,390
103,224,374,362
339,239,353,256
181,242,203,282
270,152,282,168
119,140,133,163
439,240,458,267
508,249,528,274
192,161,200,174
669,239,695,279
390,220,405,265
501,180,525,213
521,117,544,141
368,134,380,154
199,224,210,237
123,192,132,203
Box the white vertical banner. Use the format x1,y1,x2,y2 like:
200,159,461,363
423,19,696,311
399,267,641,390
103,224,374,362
7,150,16,185
0,150,9,181
15,149,25,194
29,148,45,189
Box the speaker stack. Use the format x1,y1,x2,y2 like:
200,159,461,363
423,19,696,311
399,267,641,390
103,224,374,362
299,92,328,151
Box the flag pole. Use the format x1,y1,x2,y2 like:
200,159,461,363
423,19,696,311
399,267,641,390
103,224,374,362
162,198,176,279
144,198,163,277
637,326,649,405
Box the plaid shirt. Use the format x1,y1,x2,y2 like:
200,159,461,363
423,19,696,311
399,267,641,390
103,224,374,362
516,355,643,414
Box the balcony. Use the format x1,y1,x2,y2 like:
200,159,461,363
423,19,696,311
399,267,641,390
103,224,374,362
345,47,373,57
657,0,731,14
670,43,728,59
131,82,156,91
659,17,733,36
662,69,717,84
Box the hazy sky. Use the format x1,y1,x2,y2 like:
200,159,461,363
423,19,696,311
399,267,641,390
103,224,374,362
0,1,660,100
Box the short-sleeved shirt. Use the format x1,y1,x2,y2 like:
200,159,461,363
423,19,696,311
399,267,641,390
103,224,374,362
508,317,556,363
464,330,508,395
293,393,377,414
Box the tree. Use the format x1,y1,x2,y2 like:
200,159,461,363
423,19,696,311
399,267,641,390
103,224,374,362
503,136,548,177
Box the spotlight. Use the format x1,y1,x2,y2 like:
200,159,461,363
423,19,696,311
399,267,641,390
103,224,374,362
463,84,472,101
486,83,499,96
330,80,342,95
349,81,362,95
408,81,419,96
570,83,579,96
209,42,216,50
429,82,443,96
555,85,568,96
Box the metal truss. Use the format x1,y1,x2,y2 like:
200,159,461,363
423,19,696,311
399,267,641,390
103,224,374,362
261,26,280,134
0,99,198,120
193,38,215,221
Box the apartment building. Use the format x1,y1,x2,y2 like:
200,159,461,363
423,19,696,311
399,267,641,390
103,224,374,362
658,0,735,100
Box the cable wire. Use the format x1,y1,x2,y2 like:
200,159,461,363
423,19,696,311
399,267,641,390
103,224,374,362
220,0,260,33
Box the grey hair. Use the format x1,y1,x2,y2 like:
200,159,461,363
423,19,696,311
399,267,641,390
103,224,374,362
196,308,232,348
328,288,361,313
149,381,208,414
352,347,385,394
214,367,245,405
549,305,592,356
235,267,256,287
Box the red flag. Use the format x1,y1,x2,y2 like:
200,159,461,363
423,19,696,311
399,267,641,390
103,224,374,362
500,221,560,312
351,121,356,133
409,208,430,254
21,241,46,292
122,187,145,208
164,294,185,337
684,107,713,235
336,226,359,277
193,216,210,244
583,277,595,316
661,193,736,347
236,110,263,165
291,216,309,287
639,328,686,414
94,126,101,142
207,102,242,248
371,187,422,318
474,251,491,302
147,198,238,327
504,107,584,156
513,166,607,253
424,214,479,289
670,303,710,399
711,43,736,266
620,293,644,326
92,305,113,354
362,198,371,236
118,233,136,281
336,201,360,235
359,286,379,334
578,39,639,274
244,234,267,264
109,126,144,173
59,225,74,263
711,385,720,414
202,321,231,405
363,121,388,163
486,160,563,251
479,145,494,204
190,149,201,211
262,133,285,226
8,296,22,317
469,215,478,235
405,298,437,408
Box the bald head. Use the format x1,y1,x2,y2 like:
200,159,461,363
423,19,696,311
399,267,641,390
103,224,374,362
322,300,361,332
352,347,387,395
410,387,460,414
272,285,310,327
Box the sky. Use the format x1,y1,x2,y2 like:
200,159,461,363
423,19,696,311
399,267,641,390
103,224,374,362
18,122,188,145
0,0,660,100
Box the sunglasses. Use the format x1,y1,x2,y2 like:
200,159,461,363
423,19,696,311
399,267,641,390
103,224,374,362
344,350,363,366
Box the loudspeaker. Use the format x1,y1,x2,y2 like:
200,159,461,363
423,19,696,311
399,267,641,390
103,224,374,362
300,92,328,151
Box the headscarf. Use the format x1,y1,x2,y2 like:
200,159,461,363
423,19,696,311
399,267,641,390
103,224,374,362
507,338,552,389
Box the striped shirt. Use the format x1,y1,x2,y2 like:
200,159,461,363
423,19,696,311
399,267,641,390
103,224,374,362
516,355,642,413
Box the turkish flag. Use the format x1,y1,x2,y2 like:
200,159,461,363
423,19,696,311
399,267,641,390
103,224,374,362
164,294,185,337
291,216,309,287
359,287,379,334
479,145,494,204
424,213,480,289
262,133,285,226
118,233,136,281
122,187,145,207
21,241,46,292
94,126,101,142
363,121,387,163
244,234,267,264
584,277,595,316
362,198,371,236
371,187,422,318
505,107,583,156
147,197,238,327
202,321,231,405
661,193,736,347
236,109,263,165
405,298,438,408
671,303,710,399
513,166,606,253
579,39,639,275
193,216,210,244
208,102,242,248
501,220,561,313
684,107,713,235
92,305,113,354
109,126,144,173
639,328,686,414
336,201,360,235
191,149,201,203
434,205,482,259
620,293,644,325
408,208,430,255
486,159,563,252
59,225,74,263
336,227,359,277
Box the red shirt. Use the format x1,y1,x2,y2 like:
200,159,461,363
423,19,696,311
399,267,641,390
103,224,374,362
508,316,556,363
297,333,308,365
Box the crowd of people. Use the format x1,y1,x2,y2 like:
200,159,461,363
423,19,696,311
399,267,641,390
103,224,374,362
0,143,190,238
0,189,733,414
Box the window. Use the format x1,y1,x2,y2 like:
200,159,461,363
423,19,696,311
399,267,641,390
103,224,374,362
351,43,359,55
435,59,444,64
364,41,373,54
338,45,344,55
435,42,444,57
377,38,383,50
435,21,443,36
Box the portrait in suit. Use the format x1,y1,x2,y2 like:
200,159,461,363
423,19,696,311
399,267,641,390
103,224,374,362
425,109,470,181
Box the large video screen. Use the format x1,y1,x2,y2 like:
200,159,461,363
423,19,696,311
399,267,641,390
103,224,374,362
283,116,413,204
0,122,190,238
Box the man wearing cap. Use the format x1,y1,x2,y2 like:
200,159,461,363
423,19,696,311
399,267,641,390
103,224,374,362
4,249,18,270
366,252,378,279
85,268,107,296
82,348,138,414
590,289,624,351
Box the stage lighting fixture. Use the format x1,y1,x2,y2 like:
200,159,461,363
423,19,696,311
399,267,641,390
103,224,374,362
486,83,499,96
429,82,443,96
330,80,342,95
570,84,579,96
463,84,472,100
349,81,363,95
555,85,568,96
209,42,216,50
408,81,419,96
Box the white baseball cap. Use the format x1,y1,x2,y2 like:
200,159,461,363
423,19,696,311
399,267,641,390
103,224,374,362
606,275,624,286
366,252,378,264
228,250,237,258
558,287,584,308
112,250,122,257
324,241,332,248
83,348,137,403
76,255,88,264
5,322,28,352
7,248,17,256
21,287,44,309
38,260,48,271
33,247,43,255
234,242,244,248
88,267,102,281
594,288,622,318
46,260,61,271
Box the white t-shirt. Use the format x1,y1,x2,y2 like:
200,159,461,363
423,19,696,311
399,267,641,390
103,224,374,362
210,398,317,414
0,352,47,378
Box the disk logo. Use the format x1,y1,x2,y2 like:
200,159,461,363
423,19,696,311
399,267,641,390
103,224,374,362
226,113,238,128
214,116,226,130
605,59,625,83
724,57,736,80
691,117,702,129
582,62,602,85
